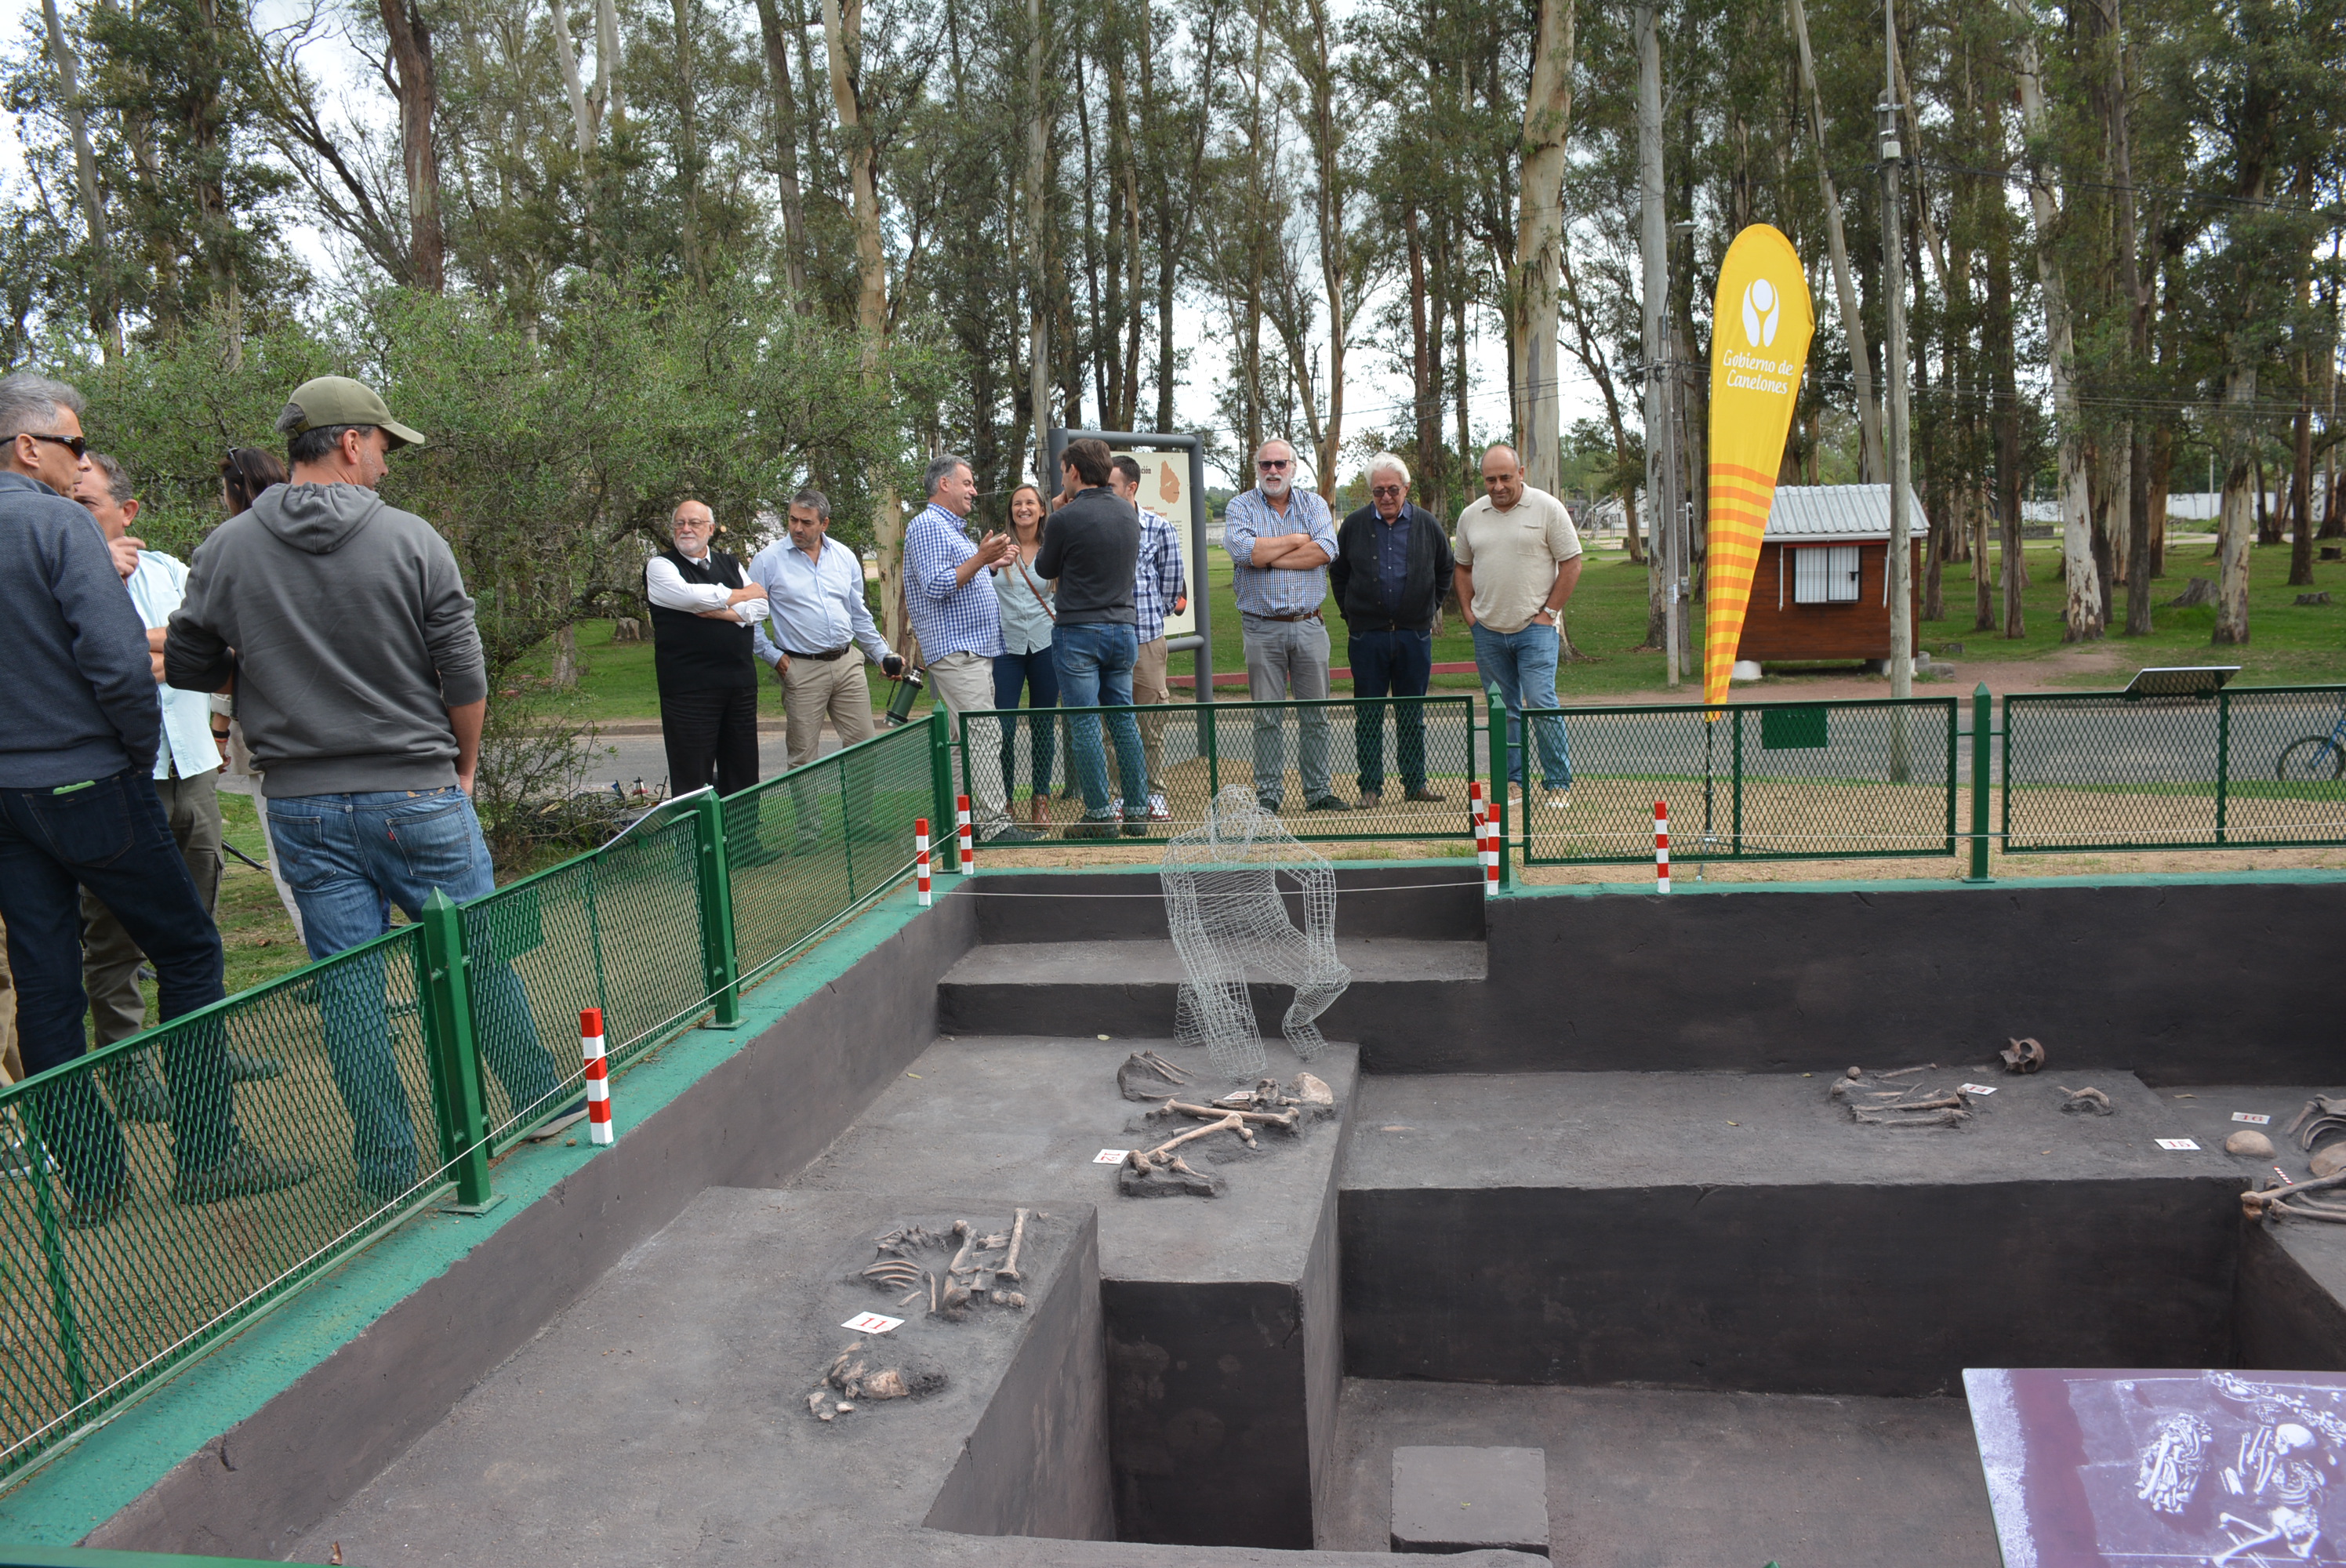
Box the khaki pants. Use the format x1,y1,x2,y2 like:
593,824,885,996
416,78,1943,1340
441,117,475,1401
1133,636,1171,800
0,913,19,1083
82,769,223,1051
926,651,1009,828
781,655,877,770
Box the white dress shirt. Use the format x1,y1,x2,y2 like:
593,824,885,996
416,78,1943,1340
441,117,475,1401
645,547,758,620
126,550,222,780
743,535,892,668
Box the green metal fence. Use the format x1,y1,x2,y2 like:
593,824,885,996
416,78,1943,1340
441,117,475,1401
953,695,1486,852
0,716,942,1486
2003,684,2346,852
1509,695,1960,866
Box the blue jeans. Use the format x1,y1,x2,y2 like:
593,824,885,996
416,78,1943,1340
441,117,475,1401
0,768,239,1200
1346,626,1433,793
992,646,1059,797
1471,622,1571,790
267,788,560,1197
1052,623,1146,818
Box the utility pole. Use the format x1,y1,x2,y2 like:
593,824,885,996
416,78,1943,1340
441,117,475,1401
1879,0,1914,779
1636,2,1673,686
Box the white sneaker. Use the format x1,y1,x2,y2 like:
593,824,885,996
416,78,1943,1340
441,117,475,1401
1147,794,1171,821
1543,789,1571,811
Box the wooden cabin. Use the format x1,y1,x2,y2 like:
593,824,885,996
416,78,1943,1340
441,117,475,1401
1733,484,1927,666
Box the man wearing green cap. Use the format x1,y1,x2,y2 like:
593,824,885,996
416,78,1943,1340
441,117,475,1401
166,376,565,1203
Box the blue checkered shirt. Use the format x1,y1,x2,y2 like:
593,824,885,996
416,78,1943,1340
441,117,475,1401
1223,485,1337,618
903,503,1004,660
1133,510,1189,643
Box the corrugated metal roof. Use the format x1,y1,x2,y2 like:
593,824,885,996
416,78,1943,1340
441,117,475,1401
1763,484,1930,541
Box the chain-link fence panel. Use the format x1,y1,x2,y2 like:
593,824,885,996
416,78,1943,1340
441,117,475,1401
2003,686,2346,851
959,696,1482,851
725,724,932,981
0,924,435,1480
1513,698,1959,864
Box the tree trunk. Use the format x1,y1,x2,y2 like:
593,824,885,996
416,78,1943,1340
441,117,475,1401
823,0,903,644
2214,365,2256,644
594,0,623,130
41,0,118,358
2289,397,2316,585
1988,189,2024,639
1510,0,1575,497
1026,0,1051,473
551,623,579,688
1786,0,1881,481
2009,16,2099,641
380,0,444,292
549,0,594,157
673,0,703,284
752,0,811,297
1973,488,1995,631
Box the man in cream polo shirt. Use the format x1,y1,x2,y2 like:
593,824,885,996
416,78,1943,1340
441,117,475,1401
1453,444,1582,809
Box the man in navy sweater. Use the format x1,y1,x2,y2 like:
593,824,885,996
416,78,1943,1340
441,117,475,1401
1330,452,1456,808
0,372,310,1225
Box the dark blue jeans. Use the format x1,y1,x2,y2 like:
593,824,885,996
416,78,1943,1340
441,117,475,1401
0,768,238,1201
267,787,560,1198
1052,622,1146,819
1347,626,1434,793
992,646,1059,797
1472,622,1572,789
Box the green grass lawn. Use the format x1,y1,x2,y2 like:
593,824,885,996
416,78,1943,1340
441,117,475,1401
529,532,2346,721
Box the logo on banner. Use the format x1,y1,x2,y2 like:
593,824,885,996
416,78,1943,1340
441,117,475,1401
1742,278,1781,348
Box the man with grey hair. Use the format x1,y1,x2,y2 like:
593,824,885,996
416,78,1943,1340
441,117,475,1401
745,486,905,776
0,372,311,1223
1331,452,1454,808
1222,437,1345,812
168,375,565,1203
903,453,1040,841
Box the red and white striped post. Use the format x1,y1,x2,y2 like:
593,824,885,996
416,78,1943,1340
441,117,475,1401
1654,800,1671,895
1467,783,1490,895
580,1008,614,1145
955,794,974,871
915,818,933,906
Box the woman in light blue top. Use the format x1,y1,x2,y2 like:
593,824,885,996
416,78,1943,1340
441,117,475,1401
990,484,1059,824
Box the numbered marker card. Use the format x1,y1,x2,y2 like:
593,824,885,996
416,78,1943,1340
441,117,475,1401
2155,1138,2201,1152
842,1312,903,1334
2232,1112,2272,1125
1094,1149,1129,1164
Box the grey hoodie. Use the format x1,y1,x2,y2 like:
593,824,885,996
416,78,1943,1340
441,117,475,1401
165,481,488,798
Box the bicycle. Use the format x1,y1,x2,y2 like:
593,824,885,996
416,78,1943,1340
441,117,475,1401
2276,704,2346,781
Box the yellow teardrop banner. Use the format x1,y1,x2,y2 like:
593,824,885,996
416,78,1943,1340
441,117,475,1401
1703,224,1815,713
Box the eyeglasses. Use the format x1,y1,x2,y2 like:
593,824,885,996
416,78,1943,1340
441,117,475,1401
25,432,87,459
1370,485,1404,498
1257,458,1292,471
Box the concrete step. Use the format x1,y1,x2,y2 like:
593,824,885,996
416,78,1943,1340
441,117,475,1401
937,938,1484,1041
792,1034,1363,1551
1339,1069,2247,1397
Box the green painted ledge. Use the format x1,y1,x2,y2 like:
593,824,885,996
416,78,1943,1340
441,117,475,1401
1493,865,2346,897
0,880,946,1546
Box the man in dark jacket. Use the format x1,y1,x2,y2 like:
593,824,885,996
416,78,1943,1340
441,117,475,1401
1330,452,1456,808
0,372,311,1224
167,375,562,1203
1037,437,1147,838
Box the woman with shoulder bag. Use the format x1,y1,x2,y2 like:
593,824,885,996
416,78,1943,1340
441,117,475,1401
990,484,1059,827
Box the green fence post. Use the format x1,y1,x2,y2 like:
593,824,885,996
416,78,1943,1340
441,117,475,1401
1967,683,1992,881
1730,710,1745,857
13,1096,91,1403
1486,684,1513,888
689,789,744,1025
1202,699,1220,799
419,889,497,1210
2214,689,2232,846
928,712,960,876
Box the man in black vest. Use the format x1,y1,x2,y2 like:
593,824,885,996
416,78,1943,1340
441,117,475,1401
645,499,767,797
1330,452,1456,808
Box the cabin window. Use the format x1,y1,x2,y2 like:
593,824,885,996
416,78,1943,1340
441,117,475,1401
1792,545,1861,604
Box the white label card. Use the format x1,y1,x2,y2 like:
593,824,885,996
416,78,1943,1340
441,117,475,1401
1094,1149,1130,1164
842,1312,903,1334
2232,1112,2272,1125
2155,1138,2201,1152
1959,1083,1997,1095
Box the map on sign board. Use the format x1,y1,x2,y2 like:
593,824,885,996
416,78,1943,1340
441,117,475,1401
1967,1367,2346,1567
1116,448,1196,641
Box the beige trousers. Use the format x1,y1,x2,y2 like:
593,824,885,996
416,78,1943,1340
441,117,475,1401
0,914,18,1083
781,655,877,771
1133,636,1171,799
926,651,1010,827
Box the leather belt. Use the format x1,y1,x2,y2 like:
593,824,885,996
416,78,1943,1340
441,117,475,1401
1251,610,1321,623
785,647,852,662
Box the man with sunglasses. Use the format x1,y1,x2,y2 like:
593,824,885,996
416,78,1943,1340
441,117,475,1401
1330,453,1455,809
1223,438,1346,813
0,372,313,1224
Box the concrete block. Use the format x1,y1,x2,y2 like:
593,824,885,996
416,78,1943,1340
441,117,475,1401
1389,1446,1549,1556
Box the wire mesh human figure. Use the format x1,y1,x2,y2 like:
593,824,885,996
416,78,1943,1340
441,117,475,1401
1160,786,1352,1080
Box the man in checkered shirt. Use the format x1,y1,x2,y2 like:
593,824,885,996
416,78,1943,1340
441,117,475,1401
903,453,1042,843
1113,455,1187,819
